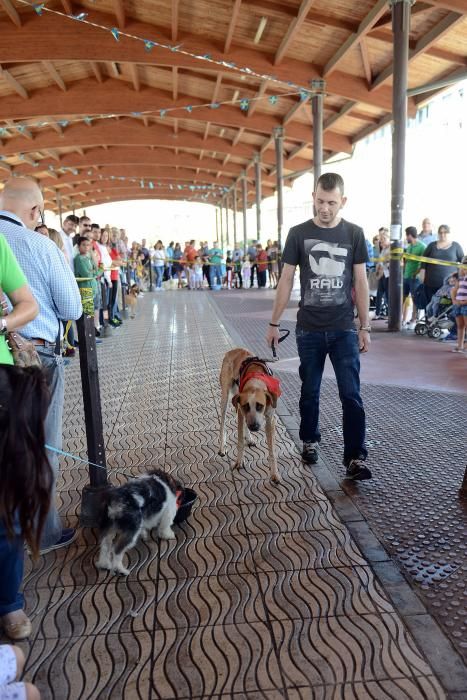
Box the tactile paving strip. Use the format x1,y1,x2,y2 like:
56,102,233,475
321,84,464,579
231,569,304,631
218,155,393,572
13,291,450,699
211,289,467,665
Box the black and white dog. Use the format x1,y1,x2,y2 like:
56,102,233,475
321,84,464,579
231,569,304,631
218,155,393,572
97,469,183,576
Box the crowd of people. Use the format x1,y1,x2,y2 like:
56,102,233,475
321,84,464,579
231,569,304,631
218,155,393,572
0,173,466,699
120,238,281,292
367,217,466,349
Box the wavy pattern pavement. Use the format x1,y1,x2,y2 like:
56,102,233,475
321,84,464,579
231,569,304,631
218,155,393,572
14,292,448,699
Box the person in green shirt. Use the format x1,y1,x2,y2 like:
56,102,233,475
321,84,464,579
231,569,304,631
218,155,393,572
208,241,224,288
0,235,39,365
403,226,426,328
74,236,101,331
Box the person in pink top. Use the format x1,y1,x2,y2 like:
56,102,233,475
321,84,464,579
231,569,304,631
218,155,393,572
450,256,467,353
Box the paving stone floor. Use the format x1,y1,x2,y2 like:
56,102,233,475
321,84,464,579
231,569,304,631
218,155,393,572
8,291,464,699
210,289,467,676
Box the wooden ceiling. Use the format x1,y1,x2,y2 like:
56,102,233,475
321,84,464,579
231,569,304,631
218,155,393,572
0,0,466,213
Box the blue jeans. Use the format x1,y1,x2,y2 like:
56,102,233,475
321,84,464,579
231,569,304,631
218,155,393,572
295,328,367,464
153,266,163,288
210,264,222,286
0,518,24,615
36,345,65,548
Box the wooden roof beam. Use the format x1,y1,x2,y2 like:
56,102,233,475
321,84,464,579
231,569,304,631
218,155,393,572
0,118,338,166
282,96,309,126
274,0,317,66
360,39,372,85
233,127,244,146
1,0,21,27
5,119,33,140
48,120,63,136
423,0,467,13
113,0,126,29
45,149,60,162
90,62,103,84
61,0,73,13
224,0,242,53
129,63,140,92
11,145,252,178
172,67,178,101
0,65,28,99
0,80,350,152
323,101,355,132
42,61,67,92
371,11,465,91
0,14,401,114
248,79,268,117
323,0,388,77
172,0,179,41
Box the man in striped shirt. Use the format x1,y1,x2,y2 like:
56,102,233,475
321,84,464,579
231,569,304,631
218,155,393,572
0,178,82,553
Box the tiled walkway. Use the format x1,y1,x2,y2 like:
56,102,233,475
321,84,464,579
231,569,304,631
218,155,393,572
10,291,461,698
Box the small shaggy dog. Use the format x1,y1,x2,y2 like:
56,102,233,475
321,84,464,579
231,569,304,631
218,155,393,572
97,469,183,576
124,284,140,319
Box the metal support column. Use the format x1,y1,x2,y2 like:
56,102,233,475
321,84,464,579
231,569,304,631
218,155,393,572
311,79,325,190
225,194,230,249
233,186,237,248
242,173,248,252
215,205,219,241
388,0,413,332
255,155,262,242
77,313,110,526
220,200,224,249
274,127,284,274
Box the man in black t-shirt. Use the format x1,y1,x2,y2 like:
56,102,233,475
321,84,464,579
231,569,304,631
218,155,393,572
266,173,372,480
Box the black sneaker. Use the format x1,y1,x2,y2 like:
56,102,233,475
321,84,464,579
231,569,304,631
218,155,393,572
301,441,319,464
345,459,372,481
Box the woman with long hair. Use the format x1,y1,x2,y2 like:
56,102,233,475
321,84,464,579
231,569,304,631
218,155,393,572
0,366,53,641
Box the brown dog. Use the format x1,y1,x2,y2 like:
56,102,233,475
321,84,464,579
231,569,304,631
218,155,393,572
218,348,281,483
124,284,140,318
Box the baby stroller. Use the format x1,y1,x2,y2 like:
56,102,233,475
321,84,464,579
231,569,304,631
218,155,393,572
415,305,455,339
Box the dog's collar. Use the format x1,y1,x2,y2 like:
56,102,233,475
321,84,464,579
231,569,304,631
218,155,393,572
176,489,184,509
238,356,273,384
238,357,280,397
239,372,281,397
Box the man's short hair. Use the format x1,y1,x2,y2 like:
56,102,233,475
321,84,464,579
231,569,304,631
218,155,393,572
64,214,79,225
405,226,417,238
79,215,90,224
378,226,389,233
315,172,344,195
91,223,100,230
77,236,90,246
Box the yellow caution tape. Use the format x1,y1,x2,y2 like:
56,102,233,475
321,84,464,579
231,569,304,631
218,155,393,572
371,252,466,269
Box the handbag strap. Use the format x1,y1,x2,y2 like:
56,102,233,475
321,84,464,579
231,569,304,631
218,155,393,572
0,284,9,317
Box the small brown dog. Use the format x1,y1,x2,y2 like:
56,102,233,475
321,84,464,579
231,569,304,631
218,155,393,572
218,348,281,483
125,284,140,318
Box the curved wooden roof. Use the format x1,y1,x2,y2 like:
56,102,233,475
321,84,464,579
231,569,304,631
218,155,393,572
0,0,466,213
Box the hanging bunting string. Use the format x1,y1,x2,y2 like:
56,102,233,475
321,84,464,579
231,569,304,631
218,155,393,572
0,89,311,143
18,0,318,94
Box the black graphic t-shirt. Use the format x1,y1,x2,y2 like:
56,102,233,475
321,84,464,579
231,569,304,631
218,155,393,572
282,218,368,331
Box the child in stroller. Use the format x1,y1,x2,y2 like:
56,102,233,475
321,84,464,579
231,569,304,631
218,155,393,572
415,273,457,338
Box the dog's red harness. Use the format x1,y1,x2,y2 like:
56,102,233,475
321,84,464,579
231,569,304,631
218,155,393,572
238,357,281,397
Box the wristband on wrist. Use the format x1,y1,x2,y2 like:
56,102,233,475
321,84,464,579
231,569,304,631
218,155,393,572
359,325,371,332
269,322,280,327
